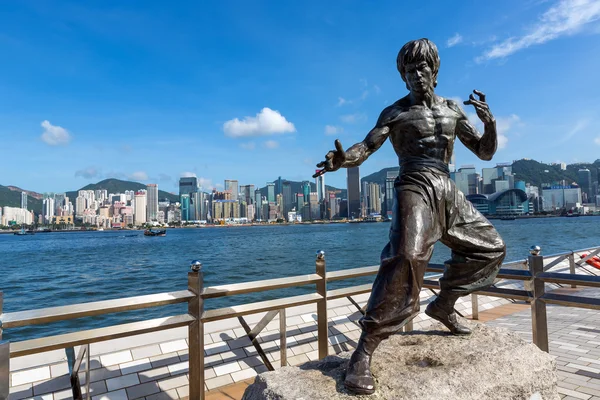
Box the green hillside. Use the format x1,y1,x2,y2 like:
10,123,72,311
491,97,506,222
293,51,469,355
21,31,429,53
361,167,400,186
66,178,179,203
0,185,43,214
512,159,600,187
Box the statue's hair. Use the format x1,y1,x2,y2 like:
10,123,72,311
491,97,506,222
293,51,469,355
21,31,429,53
396,38,440,87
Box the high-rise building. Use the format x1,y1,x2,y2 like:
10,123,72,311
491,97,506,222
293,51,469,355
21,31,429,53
309,192,320,220
267,183,275,203
282,181,292,216
241,185,255,205
134,192,147,225
367,183,382,214
21,192,27,210
296,193,305,214
578,168,592,202
275,177,283,197
347,167,361,219
179,177,199,196
316,173,325,203
146,184,159,221
254,190,262,221
43,197,55,224
224,180,239,201
302,181,311,199
180,194,191,222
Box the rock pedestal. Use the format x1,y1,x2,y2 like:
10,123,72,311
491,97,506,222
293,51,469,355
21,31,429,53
242,322,559,400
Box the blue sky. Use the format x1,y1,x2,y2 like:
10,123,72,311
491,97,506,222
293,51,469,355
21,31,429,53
1,0,600,194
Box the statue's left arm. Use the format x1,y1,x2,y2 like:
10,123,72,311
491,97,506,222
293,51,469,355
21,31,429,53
452,90,497,161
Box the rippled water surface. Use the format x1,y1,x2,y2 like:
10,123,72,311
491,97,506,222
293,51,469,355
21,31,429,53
2,217,599,341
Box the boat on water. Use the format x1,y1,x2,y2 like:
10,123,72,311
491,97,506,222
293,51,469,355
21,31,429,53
14,227,35,236
144,229,166,237
500,216,516,221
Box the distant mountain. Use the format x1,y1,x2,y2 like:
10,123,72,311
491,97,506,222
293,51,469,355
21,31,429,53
361,167,400,186
66,178,179,203
0,185,43,214
512,159,600,188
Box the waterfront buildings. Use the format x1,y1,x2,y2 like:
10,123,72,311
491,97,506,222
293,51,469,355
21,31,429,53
267,183,275,203
316,173,325,203
134,191,147,225
541,185,582,211
347,167,361,219
21,192,27,210
578,168,592,202
224,179,239,201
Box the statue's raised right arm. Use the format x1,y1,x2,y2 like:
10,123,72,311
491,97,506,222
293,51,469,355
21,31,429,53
313,110,393,178
454,90,498,161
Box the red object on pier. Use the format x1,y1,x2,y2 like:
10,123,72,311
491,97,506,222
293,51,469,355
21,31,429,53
580,254,600,270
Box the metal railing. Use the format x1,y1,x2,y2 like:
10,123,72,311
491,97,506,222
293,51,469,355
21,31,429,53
1,246,600,399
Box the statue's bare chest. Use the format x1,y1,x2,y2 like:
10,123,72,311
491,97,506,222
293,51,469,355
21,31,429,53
392,105,457,140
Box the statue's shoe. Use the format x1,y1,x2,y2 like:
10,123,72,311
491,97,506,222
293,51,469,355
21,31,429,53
425,300,472,335
344,351,375,395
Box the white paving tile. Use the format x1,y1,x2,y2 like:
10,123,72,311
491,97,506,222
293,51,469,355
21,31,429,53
167,361,189,375
213,361,241,376
100,351,133,367
105,373,140,391
159,339,188,354
119,358,152,375
231,368,257,382
11,366,51,387
92,388,128,400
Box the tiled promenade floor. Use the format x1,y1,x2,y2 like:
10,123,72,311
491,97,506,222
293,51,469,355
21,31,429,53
6,255,600,399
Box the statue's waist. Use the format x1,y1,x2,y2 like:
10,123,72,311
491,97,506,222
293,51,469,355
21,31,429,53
399,157,450,176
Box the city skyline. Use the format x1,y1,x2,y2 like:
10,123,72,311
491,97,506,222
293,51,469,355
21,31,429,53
1,1,600,193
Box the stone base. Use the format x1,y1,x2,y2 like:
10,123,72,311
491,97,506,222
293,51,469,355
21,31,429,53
242,322,559,400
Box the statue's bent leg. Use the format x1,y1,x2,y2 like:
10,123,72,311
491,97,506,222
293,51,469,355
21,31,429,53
433,181,506,329
345,189,440,394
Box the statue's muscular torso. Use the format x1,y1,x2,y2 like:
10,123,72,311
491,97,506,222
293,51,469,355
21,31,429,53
379,95,464,165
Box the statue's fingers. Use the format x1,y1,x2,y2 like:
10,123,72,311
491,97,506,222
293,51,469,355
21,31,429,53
316,161,326,168
335,139,344,153
326,159,334,170
312,169,325,178
473,90,486,102
463,100,472,106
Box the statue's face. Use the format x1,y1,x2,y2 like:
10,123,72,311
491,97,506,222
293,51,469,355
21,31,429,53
404,61,434,95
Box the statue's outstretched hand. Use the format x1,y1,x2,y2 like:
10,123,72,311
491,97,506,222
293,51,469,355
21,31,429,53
313,139,346,178
463,90,494,124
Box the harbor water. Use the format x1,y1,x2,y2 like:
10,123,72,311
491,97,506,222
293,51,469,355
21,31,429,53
1,217,599,342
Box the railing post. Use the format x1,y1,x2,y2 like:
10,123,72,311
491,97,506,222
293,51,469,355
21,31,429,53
569,251,577,288
189,261,204,400
315,250,328,359
471,293,479,320
529,245,549,352
279,309,287,367
0,291,9,400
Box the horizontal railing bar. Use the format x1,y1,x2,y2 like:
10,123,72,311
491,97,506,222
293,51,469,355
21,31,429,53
496,269,532,280
201,293,322,323
476,287,532,301
10,314,194,358
573,246,600,254
202,274,321,299
502,259,528,268
1,291,194,329
539,272,600,288
543,255,570,271
326,266,379,282
542,251,573,259
425,264,446,273
327,284,373,300
543,293,600,310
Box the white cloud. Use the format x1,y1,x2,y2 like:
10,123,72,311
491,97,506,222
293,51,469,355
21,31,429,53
240,142,256,150
447,33,463,47
129,171,148,181
264,140,279,149
40,120,71,145
478,0,600,62
337,97,351,106
324,125,344,135
340,113,367,124
180,171,196,178
594,137,600,145
198,177,213,189
360,90,369,100
373,85,381,94
558,118,589,143
223,107,295,138
75,167,100,179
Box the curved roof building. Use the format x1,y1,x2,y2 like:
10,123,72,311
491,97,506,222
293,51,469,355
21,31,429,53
466,189,530,216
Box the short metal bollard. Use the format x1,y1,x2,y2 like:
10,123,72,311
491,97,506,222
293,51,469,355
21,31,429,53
569,251,577,288
315,250,329,359
529,245,549,352
188,260,204,400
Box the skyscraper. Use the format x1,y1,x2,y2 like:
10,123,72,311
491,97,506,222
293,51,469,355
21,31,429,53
254,190,262,221
275,177,283,197
347,167,361,219
267,183,275,203
146,184,159,221
179,177,199,196
21,192,27,210
224,180,239,201
578,168,592,202
302,181,311,199
282,181,292,216
316,172,325,203
134,192,147,225
241,185,255,205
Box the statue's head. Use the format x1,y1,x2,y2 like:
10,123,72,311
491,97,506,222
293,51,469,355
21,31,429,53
397,39,440,93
